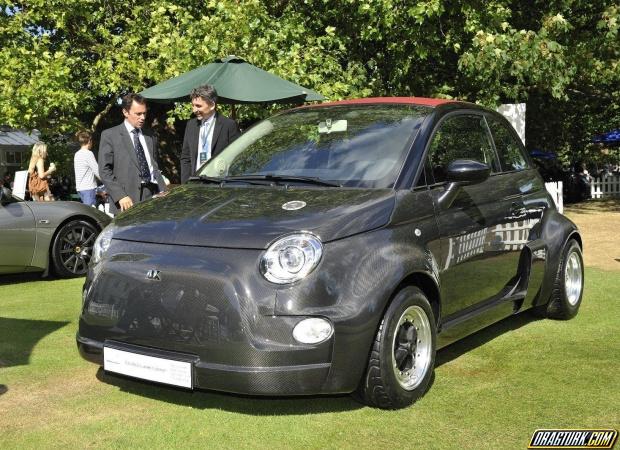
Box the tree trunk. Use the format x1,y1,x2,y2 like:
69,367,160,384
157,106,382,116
91,99,117,132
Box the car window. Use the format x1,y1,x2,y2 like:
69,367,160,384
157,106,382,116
427,114,497,184
200,105,429,188
414,159,432,189
486,115,529,172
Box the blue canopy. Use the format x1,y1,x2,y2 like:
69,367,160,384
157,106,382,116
530,149,557,160
592,129,620,144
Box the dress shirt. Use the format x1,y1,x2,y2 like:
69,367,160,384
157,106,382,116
124,120,156,183
197,115,216,171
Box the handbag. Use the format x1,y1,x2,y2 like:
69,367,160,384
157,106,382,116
28,170,49,195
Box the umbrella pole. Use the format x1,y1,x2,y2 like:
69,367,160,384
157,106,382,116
231,104,237,120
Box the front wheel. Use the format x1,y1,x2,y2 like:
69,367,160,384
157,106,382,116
51,220,98,278
356,286,436,409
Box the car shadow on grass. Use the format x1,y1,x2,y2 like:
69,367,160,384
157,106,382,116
93,311,541,414
436,310,541,367
0,272,70,285
0,317,70,369
95,368,362,414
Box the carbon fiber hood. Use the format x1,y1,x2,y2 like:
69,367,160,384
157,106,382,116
112,184,395,249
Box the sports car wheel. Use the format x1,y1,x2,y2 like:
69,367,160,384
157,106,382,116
51,220,98,278
356,286,436,409
544,239,584,320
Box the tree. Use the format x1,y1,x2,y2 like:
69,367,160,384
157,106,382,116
1,1,617,178
0,1,369,180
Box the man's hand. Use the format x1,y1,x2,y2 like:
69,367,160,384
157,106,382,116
119,196,133,211
152,191,169,199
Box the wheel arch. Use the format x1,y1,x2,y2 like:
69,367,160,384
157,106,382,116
568,230,582,251
393,271,441,327
534,209,582,307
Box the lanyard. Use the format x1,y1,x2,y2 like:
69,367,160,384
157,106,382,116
200,118,215,152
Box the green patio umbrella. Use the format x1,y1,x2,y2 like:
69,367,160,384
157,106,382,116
140,55,324,104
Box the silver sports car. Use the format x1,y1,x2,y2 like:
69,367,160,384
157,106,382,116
0,186,111,278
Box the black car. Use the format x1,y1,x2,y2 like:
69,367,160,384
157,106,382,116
77,98,583,409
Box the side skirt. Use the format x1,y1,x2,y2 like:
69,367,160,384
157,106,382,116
437,290,525,349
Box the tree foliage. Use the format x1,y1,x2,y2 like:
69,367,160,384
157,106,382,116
1,0,618,179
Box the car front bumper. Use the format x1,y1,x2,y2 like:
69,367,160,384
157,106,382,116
76,334,332,395
77,239,371,395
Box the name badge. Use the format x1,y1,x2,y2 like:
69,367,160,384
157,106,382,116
199,151,209,164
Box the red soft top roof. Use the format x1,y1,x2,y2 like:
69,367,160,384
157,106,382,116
305,97,455,108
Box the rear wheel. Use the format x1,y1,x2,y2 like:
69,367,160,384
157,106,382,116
539,239,584,320
51,220,98,278
356,286,436,409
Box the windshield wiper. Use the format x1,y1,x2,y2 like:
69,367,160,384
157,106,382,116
226,174,341,187
189,175,273,186
188,175,224,184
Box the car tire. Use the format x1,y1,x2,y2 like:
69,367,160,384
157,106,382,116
356,286,436,409
537,239,584,320
51,219,98,278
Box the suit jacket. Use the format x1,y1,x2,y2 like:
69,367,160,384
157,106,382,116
99,123,166,214
180,112,241,183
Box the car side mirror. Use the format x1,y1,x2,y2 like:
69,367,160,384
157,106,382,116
0,186,13,205
445,159,491,185
438,159,491,208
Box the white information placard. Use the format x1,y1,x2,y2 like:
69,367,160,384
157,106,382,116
104,346,193,389
12,170,28,200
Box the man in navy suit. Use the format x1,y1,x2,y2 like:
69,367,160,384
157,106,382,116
100,93,166,214
180,85,241,183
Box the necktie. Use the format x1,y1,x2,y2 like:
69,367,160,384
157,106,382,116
131,128,151,182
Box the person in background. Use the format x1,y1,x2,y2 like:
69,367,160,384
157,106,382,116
27,141,56,201
575,161,593,201
1,173,11,188
180,84,240,183
99,93,166,215
73,130,100,206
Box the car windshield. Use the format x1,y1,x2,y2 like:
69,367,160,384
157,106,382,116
198,104,429,188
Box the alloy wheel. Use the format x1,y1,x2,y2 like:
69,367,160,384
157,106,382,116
565,250,583,306
58,223,97,275
391,305,432,391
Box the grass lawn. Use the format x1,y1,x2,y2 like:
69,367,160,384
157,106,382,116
1,199,619,449
1,265,618,449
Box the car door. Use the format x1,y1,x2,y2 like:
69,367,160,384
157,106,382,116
425,113,524,321
0,198,36,273
485,112,548,304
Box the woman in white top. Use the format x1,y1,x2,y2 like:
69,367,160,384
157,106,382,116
73,130,100,206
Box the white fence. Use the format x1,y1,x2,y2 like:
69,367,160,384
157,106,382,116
591,175,620,199
493,219,539,251
443,219,538,269
545,181,564,213
443,228,488,269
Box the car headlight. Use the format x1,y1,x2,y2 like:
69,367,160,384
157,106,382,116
91,224,115,265
260,233,323,284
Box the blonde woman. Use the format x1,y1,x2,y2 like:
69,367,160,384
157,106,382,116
27,141,56,201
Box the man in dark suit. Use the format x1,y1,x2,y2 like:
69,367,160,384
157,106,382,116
180,84,240,183
100,93,166,215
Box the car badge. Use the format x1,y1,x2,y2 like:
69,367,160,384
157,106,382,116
146,269,161,281
282,201,306,211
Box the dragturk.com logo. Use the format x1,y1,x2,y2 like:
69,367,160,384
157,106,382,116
529,429,618,449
